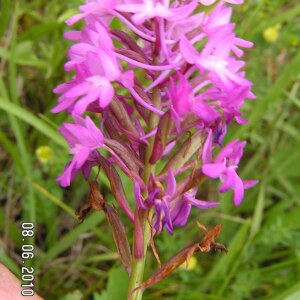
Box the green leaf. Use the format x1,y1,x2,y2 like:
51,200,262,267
31,181,76,218
0,0,11,38
107,267,129,300
272,282,300,300
250,183,266,237
59,290,83,300
18,22,63,42
93,291,107,300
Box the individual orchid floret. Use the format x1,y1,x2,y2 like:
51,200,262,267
134,169,219,234
170,188,219,228
52,23,134,115
180,35,252,89
56,115,104,187
170,74,221,129
202,130,258,205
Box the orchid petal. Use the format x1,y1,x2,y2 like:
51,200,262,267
202,129,213,164
165,168,176,196
134,181,147,210
243,180,259,189
202,162,226,178
232,171,244,206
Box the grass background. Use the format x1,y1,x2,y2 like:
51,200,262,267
0,0,300,299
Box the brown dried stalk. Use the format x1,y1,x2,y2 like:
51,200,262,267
130,222,227,297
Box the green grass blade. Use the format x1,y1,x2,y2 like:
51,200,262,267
271,282,300,300
0,99,67,148
31,181,76,219
0,253,21,277
250,183,266,237
37,212,104,265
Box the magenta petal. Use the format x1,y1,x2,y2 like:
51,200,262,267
65,13,84,26
235,115,249,124
65,81,91,98
172,201,191,227
129,87,164,116
202,129,213,164
153,200,163,232
161,200,173,234
56,161,75,187
71,147,90,169
53,82,70,94
187,197,219,209
58,125,77,147
192,101,221,123
64,30,81,41
73,90,99,115
84,116,104,145
219,169,235,193
179,36,198,64
202,162,225,178
82,152,99,180
215,139,238,163
134,182,147,210
165,168,176,196
243,180,259,189
51,96,76,113
119,70,134,88
170,74,193,116
99,82,114,108
232,172,244,206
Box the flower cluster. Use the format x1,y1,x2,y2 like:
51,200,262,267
53,0,257,235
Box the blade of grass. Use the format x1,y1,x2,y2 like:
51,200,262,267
0,0,11,38
260,258,300,274
18,21,63,42
0,253,21,277
271,282,300,300
0,129,22,170
31,181,76,218
1,6,36,249
0,98,67,148
37,212,104,266
250,183,266,237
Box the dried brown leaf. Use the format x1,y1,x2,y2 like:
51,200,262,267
137,223,227,291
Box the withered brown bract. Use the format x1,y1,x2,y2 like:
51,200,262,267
138,223,227,291
77,180,132,274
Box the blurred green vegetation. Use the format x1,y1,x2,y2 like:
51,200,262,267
0,0,300,299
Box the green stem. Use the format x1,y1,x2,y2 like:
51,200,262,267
127,176,155,299
128,257,146,300
127,214,152,300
